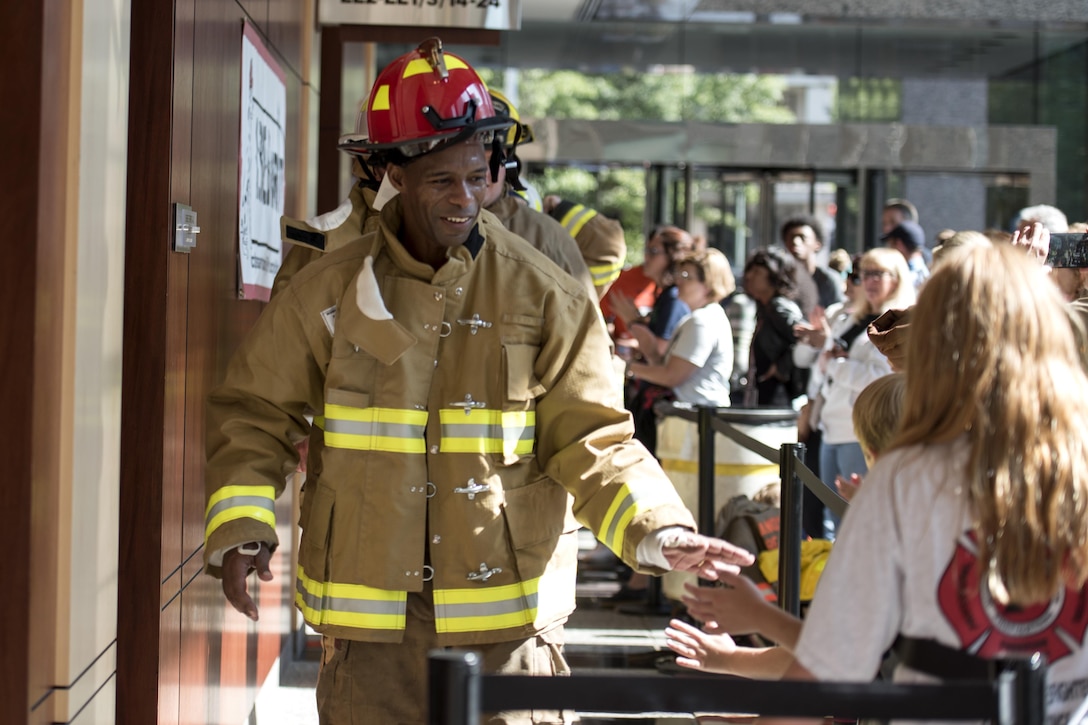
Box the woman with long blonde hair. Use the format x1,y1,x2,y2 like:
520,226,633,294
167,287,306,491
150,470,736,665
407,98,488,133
892,243,1088,605
778,244,1088,720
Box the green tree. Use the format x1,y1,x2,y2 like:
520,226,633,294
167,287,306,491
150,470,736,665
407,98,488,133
481,67,796,261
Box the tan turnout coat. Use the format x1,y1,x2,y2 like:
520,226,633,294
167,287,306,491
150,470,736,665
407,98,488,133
204,196,694,646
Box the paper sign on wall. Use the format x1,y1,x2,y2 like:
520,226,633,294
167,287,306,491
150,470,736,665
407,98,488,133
317,0,521,30
238,21,287,301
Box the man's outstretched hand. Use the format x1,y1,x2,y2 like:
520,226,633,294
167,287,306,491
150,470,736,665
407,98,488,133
662,531,755,581
221,543,273,621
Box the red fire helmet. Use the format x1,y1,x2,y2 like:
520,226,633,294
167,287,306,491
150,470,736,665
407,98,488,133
338,38,511,163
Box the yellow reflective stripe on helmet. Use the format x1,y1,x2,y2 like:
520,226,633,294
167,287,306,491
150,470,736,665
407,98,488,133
402,56,469,78
590,260,623,287
438,409,535,456
433,578,539,633
371,85,390,111
204,485,276,539
558,204,597,238
295,565,408,631
323,404,427,453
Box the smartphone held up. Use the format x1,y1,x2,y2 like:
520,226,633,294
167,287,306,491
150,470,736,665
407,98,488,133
1046,233,1088,268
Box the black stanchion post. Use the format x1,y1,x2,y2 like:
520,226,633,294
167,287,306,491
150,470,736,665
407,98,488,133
996,654,1047,725
697,406,716,540
428,649,480,725
778,442,805,617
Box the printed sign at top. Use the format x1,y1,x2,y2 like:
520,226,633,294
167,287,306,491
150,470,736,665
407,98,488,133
318,0,521,30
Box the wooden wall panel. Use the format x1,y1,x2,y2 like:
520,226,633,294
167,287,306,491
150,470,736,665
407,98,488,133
317,24,342,211
268,0,305,79
121,0,311,722
158,600,182,725
163,0,196,593
29,1,78,723
0,0,42,720
239,0,267,33
178,574,219,725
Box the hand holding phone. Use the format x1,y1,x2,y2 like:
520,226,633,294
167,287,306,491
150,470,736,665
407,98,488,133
1045,233,1088,269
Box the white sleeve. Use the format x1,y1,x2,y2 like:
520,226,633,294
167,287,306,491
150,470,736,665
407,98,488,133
792,460,904,680
636,526,690,569
826,338,892,393
793,341,821,369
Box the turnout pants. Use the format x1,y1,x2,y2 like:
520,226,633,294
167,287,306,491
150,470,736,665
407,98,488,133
316,589,572,724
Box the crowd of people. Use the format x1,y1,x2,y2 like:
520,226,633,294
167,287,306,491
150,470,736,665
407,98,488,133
202,34,1088,724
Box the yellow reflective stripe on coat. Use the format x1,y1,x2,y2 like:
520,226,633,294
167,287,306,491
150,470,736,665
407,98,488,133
557,204,597,238
589,260,623,288
295,566,408,631
598,480,676,556
204,485,276,539
439,409,535,456
433,578,540,633
323,404,427,453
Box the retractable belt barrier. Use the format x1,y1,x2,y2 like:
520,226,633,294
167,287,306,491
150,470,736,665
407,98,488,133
654,403,848,616
428,649,1048,725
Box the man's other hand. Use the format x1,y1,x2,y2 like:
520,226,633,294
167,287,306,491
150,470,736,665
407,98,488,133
221,542,273,621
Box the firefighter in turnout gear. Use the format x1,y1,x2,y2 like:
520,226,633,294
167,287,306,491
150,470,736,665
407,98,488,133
482,89,596,298
486,87,627,300
203,38,753,724
544,192,628,299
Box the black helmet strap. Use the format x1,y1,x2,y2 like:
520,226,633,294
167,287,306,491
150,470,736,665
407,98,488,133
422,98,479,132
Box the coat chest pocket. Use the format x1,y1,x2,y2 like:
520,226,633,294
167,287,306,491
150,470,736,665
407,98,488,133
500,314,546,403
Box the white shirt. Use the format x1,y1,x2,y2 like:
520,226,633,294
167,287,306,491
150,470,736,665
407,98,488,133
793,308,892,444
794,438,1088,722
665,304,733,407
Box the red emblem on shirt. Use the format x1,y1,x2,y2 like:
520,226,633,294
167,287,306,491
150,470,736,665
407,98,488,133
937,531,1088,662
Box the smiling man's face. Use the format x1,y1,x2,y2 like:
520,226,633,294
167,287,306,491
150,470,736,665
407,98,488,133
387,139,490,268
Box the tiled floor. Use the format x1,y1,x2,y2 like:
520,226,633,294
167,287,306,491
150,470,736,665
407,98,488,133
252,656,320,725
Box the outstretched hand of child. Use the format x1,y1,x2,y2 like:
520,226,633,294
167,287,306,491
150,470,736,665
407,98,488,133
665,617,739,674
835,473,862,502
680,576,769,635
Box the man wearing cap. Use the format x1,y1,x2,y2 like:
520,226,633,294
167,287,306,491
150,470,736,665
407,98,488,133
883,219,930,291
202,38,753,724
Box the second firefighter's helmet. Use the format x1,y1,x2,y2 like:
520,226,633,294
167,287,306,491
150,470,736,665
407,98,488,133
338,38,511,165
488,88,535,149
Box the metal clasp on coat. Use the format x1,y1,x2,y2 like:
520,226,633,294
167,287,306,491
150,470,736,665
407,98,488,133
456,313,492,335
449,393,486,416
453,478,490,500
467,563,502,582
439,321,452,338
422,565,434,582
